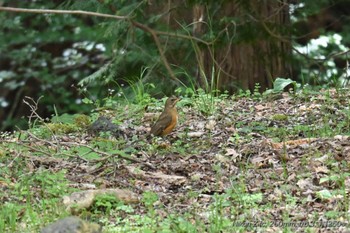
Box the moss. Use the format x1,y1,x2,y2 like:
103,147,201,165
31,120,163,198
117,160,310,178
46,123,78,134
272,114,288,121
74,114,91,129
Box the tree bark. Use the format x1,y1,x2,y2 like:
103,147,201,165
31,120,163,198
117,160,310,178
147,0,292,93
198,1,292,93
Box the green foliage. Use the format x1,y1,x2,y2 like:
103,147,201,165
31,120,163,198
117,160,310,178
0,203,22,232
0,162,70,232
92,194,125,215
0,0,110,130
292,0,350,87
264,78,301,95
14,170,69,199
142,191,158,211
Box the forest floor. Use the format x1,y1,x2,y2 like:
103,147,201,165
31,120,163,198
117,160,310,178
1,88,350,232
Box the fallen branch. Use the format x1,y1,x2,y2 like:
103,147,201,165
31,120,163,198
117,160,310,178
4,130,156,169
59,141,155,169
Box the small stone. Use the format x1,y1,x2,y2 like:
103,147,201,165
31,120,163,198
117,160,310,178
41,216,101,233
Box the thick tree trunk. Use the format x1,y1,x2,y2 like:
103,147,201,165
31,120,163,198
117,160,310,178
197,1,292,93
147,0,292,93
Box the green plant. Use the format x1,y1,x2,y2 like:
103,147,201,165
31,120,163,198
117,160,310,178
208,193,233,232
142,191,158,215
237,89,252,98
92,194,124,215
253,83,262,99
28,170,69,198
0,203,22,232
264,78,301,95
192,88,217,116
101,67,156,107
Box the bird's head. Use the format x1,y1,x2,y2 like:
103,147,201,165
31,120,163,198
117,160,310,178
165,95,180,109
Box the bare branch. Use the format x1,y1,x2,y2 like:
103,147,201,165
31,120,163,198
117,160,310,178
0,6,129,20
131,21,179,82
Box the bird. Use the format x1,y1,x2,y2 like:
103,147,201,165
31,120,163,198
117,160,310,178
150,96,180,136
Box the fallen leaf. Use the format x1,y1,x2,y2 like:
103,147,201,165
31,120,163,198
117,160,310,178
126,166,187,185
270,138,317,149
205,120,216,130
314,166,329,174
297,178,311,189
188,132,205,138
215,154,230,163
255,104,267,111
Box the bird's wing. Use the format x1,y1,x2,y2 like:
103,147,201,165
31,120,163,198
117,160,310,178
150,111,173,136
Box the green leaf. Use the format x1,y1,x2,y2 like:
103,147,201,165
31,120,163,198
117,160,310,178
317,189,332,199
264,78,301,94
78,61,112,86
241,193,263,203
51,113,77,124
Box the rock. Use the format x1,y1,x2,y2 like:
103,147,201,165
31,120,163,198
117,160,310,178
88,116,121,137
63,189,139,213
41,216,101,233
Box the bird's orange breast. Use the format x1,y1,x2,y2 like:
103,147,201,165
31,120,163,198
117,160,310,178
160,112,178,136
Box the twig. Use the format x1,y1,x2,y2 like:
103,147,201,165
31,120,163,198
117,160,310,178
59,141,155,169
327,49,350,59
131,20,178,82
22,97,61,150
0,138,67,161
25,129,59,150
26,131,155,169
22,96,45,125
1,134,155,169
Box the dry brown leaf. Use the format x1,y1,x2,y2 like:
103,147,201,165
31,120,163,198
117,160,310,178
270,138,317,149
225,148,241,162
205,119,216,130
296,178,312,190
143,112,158,121
287,173,296,182
314,166,329,174
225,126,236,133
277,151,291,162
334,135,349,140
126,165,187,185
214,154,230,164
250,156,270,168
255,104,267,111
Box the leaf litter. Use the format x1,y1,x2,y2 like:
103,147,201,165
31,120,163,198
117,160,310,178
1,89,350,231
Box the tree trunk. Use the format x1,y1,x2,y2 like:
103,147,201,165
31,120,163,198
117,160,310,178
146,0,292,93
197,1,292,93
